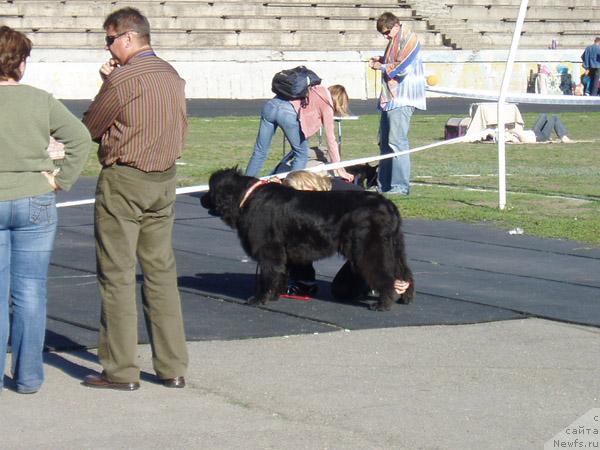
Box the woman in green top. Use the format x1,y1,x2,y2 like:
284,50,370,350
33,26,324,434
0,26,91,394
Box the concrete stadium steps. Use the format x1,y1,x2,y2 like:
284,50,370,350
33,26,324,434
446,5,600,21
476,32,594,48
4,0,595,50
444,0,600,6
0,1,413,19
462,19,600,35
1,15,430,34
0,0,445,50
22,28,444,49
406,0,599,50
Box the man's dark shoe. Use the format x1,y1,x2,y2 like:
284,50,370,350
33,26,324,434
82,373,140,391
161,376,186,388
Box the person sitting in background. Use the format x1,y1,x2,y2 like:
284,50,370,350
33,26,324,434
532,113,572,143
581,69,593,96
282,170,409,299
245,84,354,181
487,113,572,144
0,26,91,394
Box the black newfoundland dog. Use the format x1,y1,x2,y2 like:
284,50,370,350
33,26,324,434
201,168,414,311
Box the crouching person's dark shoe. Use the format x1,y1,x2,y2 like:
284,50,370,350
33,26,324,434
161,376,186,388
286,280,318,297
82,372,140,391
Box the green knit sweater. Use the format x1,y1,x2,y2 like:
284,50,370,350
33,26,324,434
0,84,92,201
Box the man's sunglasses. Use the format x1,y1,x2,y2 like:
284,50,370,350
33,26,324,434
381,25,399,37
105,31,130,47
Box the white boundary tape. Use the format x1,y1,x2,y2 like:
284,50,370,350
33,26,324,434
427,86,600,105
56,132,483,208
56,85,599,209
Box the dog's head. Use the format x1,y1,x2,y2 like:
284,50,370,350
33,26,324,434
346,163,378,190
200,167,255,228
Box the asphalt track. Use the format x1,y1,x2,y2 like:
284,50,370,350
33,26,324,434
44,96,600,350
64,97,600,119
47,97,600,351
45,177,600,351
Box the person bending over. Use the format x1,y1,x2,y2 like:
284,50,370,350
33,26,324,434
246,84,353,181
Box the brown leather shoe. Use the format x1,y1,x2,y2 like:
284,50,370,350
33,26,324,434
161,376,186,388
82,373,140,391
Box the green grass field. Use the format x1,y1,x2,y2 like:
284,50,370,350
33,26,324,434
82,111,600,246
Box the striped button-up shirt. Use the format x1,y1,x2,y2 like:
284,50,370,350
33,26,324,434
83,49,187,172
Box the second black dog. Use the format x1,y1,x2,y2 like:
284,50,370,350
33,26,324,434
201,168,414,311
347,163,378,190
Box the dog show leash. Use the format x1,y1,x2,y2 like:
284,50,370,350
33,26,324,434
240,177,312,302
239,177,281,208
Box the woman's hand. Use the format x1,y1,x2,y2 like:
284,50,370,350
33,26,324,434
42,171,59,191
394,279,410,295
46,137,65,160
335,168,354,182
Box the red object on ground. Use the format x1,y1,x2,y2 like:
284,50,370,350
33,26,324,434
279,294,312,302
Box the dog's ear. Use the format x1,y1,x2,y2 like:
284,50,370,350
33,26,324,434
221,166,245,178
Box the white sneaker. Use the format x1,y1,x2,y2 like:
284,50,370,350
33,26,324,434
561,136,573,143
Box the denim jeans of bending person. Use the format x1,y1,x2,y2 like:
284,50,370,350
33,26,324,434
0,192,57,393
246,97,309,177
378,105,414,194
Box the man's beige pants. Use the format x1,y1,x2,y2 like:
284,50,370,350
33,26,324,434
94,164,188,383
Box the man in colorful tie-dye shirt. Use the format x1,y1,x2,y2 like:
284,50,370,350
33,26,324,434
369,12,426,195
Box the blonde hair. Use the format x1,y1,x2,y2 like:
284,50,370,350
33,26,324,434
328,84,349,116
283,171,332,191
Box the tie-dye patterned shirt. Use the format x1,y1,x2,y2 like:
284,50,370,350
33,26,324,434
378,26,427,112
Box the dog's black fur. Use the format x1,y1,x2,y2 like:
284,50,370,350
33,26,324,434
347,163,378,190
200,168,414,311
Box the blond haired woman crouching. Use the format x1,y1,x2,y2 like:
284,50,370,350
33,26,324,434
282,170,410,299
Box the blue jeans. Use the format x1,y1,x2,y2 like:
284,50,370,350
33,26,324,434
245,97,309,177
378,106,414,194
533,113,568,141
0,192,57,393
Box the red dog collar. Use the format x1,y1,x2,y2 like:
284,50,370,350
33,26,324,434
239,177,281,208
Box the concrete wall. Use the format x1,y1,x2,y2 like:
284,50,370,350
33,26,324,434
21,48,584,100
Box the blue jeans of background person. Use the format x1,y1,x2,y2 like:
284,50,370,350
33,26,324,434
378,105,414,194
0,192,57,393
533,113,568,141
591,68,600,96
245,97,309,177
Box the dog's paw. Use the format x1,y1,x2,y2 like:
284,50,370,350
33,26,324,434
369,302,392,312
397,293,414,305
246,295,273,306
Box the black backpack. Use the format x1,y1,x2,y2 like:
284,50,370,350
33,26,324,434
271,66,322,101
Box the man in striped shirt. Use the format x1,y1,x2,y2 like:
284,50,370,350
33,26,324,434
82,7,188,391
369,12,426,195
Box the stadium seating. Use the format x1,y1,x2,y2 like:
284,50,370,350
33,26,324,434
0,0,445,50
436,1,600,48
2,0,592,99
2,0,596,50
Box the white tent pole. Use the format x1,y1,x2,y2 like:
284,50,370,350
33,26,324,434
497,0,529,210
